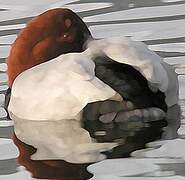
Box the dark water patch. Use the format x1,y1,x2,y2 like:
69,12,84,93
0,126,14,138
0,17,32,26
86,14,185,26
160,163,185,176
0,30,19,37
155,51,185,57
0,59,6,63
0,44,11,46
0,159,18,175
144,37,185,45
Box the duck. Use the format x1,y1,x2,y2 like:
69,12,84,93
6,8,179,180
8,36,179,161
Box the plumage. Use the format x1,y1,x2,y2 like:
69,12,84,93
86,37,179,109
8,52,116,121
5,7,179,179
8,37,179,161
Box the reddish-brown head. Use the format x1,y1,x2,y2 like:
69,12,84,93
6,8,92,87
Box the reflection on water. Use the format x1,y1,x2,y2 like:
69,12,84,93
13,133,92,179
7,103,179,180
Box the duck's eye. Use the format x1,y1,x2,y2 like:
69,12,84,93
63,33,68,38
64,18,72,28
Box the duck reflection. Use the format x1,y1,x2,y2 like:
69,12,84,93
13,133,92,180
12,102,181,180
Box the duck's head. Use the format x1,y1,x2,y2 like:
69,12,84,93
6,8,92,87
38,8,92,56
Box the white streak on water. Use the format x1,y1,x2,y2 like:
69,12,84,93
0,10,38,22
0,24,25,31
87,158,160,177
0,138,19,160
128,158,185,164
128,3,135,8
175,68,185,74
0,94,5,106
63,3,113,13
162,0,185,2
131,27,185,41
149,43,185,52
83,4,185,22
0,170,33,180
48,0,80,9
89,19,185,39
131,139,185,159
0,45,10,58
179,75,185,99
146,140,171,148
0,107,7,118
164,56,185,65
0,5,38,11
181,119,185,124
0,73,8,83
0,120,14,127
0,0,80,11
0,0,59,6
0,0,80,22
0,35,17,45
178,124,185,136
0,85,8,91
0,63,7,72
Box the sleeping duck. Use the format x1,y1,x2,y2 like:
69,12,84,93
6,8,179,179
8,36,179,162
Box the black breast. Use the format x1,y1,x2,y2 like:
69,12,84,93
94,56,167,112
83,57,167,158
82,56,168,158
